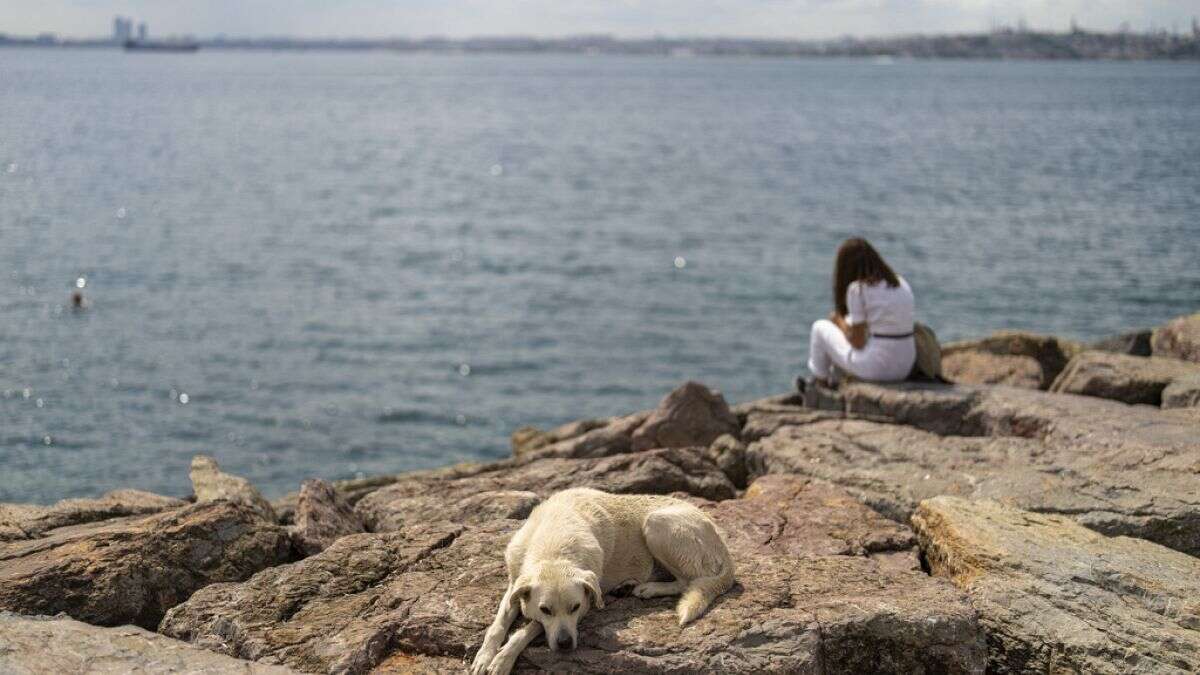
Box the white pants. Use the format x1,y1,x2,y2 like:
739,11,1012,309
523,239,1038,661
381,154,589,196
807,319,916,383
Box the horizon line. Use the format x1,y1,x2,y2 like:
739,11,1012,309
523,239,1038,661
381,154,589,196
8,25,1200,43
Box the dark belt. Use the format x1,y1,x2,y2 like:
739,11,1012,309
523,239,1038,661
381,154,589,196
872,332,914,339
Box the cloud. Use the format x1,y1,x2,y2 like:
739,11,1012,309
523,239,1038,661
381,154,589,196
1,0,1195,39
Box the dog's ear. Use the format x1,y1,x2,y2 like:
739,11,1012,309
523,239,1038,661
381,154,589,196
507,575,533,610
578,570,604,610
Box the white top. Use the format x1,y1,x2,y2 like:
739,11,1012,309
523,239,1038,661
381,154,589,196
845,276,914,336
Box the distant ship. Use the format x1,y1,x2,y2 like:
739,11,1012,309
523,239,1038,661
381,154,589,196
123,39,199,53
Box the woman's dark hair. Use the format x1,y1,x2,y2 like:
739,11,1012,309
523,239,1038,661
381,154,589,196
833,237,900,316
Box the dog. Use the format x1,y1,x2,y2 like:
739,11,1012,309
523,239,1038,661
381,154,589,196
469,487,735,675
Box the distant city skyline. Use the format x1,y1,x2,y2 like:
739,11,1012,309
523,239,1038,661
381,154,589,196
2,0,1198,40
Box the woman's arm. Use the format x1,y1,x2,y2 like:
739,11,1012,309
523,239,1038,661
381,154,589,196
829,311,868,350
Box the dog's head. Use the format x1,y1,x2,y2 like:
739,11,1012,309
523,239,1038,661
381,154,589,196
512,561,603,651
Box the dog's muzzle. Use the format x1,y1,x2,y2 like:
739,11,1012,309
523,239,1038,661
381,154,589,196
554,632,575,651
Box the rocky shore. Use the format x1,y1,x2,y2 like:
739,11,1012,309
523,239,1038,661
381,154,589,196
2,311,1198,674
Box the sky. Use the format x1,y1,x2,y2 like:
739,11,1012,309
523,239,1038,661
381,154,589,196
2,0,1197,40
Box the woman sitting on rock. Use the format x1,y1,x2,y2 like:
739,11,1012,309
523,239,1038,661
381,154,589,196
802,237,915,394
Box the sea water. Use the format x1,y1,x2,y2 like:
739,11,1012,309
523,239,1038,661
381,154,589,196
2,49,1198,502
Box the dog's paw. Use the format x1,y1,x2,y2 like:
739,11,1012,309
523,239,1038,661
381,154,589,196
632,583,658,598
632,581,683,599
469,646,499,675
608,578,640,597
485,648,519,675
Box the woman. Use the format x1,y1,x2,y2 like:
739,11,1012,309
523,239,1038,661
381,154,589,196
804,238,915,390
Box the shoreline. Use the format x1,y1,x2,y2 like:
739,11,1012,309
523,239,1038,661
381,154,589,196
1,310,1198,672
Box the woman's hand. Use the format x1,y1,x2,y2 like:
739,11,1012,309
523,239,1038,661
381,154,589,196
831,311,869,350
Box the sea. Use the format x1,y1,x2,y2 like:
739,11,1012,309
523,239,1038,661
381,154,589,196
2,48,1198,504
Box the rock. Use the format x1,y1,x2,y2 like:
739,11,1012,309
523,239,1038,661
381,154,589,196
290,479,366,556
507,383,779,466
1050,350,1200,406
162,488,985,674
371,653,464,673
695,475,916,561
355,447,736,532
363,488,539,533
519,553,983,674
1163,374,1200,409
832,381,1200,453
510,417,616,456
746,416,1200,556
513,412,649,461
630,381,740,452
733,394,843,443
1153,312,1200,363
705,434,749,488
1091,328,1153,356
0,501,292,629
940,331,1084,389
912,497,1200,674
191,455,276,521
0,489,185,542
730,392,804,418
273,474,409,525
159,522,466,674
941,351,1042,389
510,426,544,453
0,611,294,674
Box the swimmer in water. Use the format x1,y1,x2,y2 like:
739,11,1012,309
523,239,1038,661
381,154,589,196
72,277,86,310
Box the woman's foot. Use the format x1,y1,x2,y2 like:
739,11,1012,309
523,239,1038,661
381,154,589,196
801,375,836,409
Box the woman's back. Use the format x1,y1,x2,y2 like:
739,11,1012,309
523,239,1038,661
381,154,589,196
846,276,914,337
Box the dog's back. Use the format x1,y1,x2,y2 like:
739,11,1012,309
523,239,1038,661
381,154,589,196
510,488,733,624
513,489,666,583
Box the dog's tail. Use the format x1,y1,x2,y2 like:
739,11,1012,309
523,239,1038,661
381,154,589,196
675,548,735,626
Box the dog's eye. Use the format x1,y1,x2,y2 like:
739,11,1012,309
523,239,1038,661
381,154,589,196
570,603,580,614
539,605,551,615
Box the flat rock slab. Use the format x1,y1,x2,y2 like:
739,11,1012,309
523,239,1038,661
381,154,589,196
747,418,1200,556
913,497,1200,674
734,394,842,443
833,381,1200,460
0,489,185,542
696,475,916,560
0,500,293,629
1050,350,1200,407
0,611,294,674
162,481,985,674
355,447,737,532
517,552,982,674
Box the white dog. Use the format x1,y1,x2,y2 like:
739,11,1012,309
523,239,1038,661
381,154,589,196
469,487,735,675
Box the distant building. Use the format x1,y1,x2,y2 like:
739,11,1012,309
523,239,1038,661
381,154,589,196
137,22,147,41
112,16,133,43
